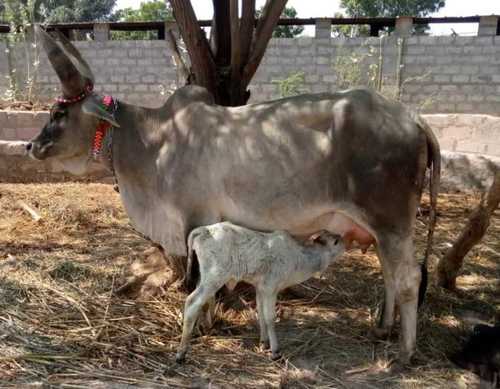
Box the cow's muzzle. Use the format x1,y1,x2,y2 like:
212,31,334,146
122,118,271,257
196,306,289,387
27,140,54,160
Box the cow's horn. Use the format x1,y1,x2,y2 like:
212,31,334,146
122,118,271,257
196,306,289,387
35,25,94,98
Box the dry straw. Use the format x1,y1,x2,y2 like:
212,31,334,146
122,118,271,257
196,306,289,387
0,183,498,388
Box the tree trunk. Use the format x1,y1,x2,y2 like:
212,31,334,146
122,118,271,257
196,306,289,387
169,0,287,106
150,0,288,287
437,169,500,290
169,0,217,97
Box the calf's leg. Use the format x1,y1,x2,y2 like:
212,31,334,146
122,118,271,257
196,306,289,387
176,283,220,363
261,290,280,360
255,289,269,347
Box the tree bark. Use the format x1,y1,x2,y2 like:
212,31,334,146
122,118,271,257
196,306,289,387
169,0,217,98
170,0,286,107
242,0,287,86
239,0,256,67
165,28,190,83
437,169,500,290
162,0,287,283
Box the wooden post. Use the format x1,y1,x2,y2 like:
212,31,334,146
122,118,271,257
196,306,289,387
395,16,413,37
478,15,499,36
93,23,110,41
315,18,332,38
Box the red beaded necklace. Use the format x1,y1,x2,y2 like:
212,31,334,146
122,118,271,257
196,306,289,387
91,94,114,160
56,84,94,104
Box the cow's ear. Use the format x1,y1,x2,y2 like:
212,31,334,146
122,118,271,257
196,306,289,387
51,29,94,84
35,25,93,98
82,94,120,128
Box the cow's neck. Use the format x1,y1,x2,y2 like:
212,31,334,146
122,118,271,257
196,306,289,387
107,100,188,256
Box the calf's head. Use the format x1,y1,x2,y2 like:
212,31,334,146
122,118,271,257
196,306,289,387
27,26,118,175
310,230,345,257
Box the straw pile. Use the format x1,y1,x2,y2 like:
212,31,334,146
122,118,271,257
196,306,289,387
0,183,498,388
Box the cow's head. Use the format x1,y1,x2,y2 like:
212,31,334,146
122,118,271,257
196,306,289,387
27,26,118,175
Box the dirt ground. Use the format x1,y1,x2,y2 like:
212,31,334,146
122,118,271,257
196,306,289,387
0,183,498,388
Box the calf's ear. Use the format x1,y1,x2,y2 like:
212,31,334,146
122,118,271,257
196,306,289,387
82,94,120,127
309,231,327,245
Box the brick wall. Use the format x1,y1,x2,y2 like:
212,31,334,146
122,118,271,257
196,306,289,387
1,35,500,114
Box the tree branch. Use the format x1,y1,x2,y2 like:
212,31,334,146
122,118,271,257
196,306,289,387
239,0,255,67
437,169,500,290
169,0,217,93
212,0,231,67
229,0,240,77
242,0,287,86
165,28,190,84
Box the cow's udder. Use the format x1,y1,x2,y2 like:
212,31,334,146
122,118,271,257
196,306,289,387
326,212,375,253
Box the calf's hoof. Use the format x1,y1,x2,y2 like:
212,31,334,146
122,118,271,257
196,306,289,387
175,351,186,364
260,340,270,350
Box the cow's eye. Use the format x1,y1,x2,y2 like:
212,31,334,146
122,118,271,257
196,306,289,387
53,110,66,120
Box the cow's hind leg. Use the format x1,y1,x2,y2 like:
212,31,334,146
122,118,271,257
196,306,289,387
374,244,397,339
377,235,421,364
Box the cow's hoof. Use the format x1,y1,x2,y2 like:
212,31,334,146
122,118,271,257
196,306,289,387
175,352,186,364
271,351,282,361
396,351,415,367
372,325,393,340
386,357,412,374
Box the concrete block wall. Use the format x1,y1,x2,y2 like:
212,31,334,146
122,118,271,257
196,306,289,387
2,111,499,157
0,42,10,94
3,40,179,107
0,35,499,114
1,112,500,183
400,36,500,114
0,110,48,141
424,114,500,156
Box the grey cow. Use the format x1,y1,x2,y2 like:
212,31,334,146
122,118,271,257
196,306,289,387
176,223,345,362
28,26,440,364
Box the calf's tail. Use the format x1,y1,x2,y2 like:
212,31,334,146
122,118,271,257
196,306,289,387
185,228,204,290
417,117,441,307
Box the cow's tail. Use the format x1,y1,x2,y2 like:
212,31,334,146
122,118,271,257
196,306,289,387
417,116,441,307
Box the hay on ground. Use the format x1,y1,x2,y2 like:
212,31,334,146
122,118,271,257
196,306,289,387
0,183,498,388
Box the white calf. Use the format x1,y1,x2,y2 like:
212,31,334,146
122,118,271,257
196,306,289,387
176,222,345,362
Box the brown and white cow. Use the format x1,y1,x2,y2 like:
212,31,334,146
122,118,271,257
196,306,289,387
27,26,440,364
